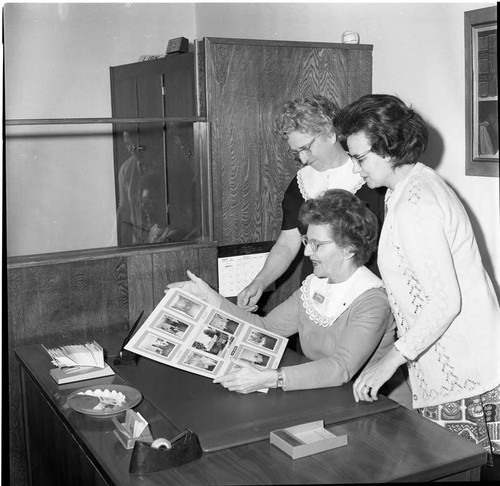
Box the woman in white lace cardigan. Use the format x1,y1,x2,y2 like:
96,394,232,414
336,93,500,464
168,189,410,407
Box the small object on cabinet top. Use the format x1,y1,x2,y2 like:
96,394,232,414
138,54,167,62
166,37,189,54
342,31,360,44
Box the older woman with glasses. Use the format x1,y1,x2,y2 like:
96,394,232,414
237,94,386,313
168,189,411,406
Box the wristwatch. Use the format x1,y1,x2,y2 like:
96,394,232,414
276,368,284,388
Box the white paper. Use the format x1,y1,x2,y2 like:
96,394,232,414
217,252,269,297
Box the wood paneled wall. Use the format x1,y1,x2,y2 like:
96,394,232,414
204,38,373,246
7,243,218,486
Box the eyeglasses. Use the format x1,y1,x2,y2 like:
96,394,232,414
301,235,336,252
347,148,372,163
288,133,320,158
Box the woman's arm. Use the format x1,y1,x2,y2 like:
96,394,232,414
236,228,302,311
281,290,393,391
391,197,461,360
221,290,302,337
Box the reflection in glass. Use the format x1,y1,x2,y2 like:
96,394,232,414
5,121,210,257
115,121,203,247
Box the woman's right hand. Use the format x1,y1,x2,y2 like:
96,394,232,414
236,280,263,312
167,270,223,308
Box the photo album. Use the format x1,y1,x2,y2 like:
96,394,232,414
124,288,288,381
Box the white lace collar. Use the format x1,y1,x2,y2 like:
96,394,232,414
297,157,365,200
300,267,384,327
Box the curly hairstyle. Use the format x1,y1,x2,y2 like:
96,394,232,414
334,94,428,168
274,94,339,140
299,188,378,267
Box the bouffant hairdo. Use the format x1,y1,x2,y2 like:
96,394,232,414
274,94,339,140
334,94,428,168
299,188,378,267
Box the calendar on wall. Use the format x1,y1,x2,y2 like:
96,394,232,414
217,242,275,297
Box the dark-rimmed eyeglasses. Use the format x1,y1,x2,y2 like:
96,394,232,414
301,235,336,252
288,133,320,158
347,149,372,164
347,148,372,163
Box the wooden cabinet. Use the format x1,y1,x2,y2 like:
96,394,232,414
110,38,373,249
110,54,203,246
201,38,372,246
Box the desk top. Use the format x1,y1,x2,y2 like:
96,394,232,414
117,345,399,452
15,338,487,484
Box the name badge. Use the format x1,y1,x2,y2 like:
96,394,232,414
313,292,324,304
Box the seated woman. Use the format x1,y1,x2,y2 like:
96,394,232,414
169,189,410,406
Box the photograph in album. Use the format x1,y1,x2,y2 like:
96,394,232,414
125,288,288,382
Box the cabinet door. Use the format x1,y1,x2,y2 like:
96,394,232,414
161,55,200,240
204,38,372,246
110,55,199,246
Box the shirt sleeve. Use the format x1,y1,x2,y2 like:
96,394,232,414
353,184,386,277
281,176,305,232
219,290,301,337
283,290,393,390
355,184,387,228
392,194,461,361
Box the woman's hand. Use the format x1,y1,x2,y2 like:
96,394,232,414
236,280,263,312
353,346,406,403
166,270,223,308
213,359,278,394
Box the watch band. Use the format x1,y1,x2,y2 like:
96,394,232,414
276,368,284,388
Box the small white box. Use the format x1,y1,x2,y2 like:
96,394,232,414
270,420,348,459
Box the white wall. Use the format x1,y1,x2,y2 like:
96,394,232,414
195,1,500,295
4,3,197,255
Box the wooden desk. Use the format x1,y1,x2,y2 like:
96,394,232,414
15,341,486,485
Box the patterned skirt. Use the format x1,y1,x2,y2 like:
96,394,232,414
417,384,500,467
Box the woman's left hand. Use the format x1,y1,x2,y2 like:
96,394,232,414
213,359,277,394
353,346,406,403
166,270,223,308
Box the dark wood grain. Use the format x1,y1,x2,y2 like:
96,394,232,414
346,49,372,104
206,42,261,244
22,373,109,486
7,243,218,486
194,40,206,117
197,246,219,290
205,37,374,51
127,253,154,326
152,248,200,304
205,38,373,251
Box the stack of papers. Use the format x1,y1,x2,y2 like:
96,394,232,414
43,341,115,384
44,341,105,368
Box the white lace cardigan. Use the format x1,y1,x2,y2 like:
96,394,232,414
379,162,500,408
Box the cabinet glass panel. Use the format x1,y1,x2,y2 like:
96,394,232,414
5,121,211,257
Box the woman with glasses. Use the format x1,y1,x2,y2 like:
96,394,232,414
168,189,410,405
335,94,500,466
237,94,386,313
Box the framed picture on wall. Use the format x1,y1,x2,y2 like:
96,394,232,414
464,6,498,177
